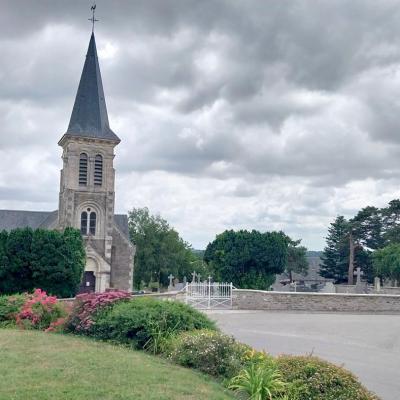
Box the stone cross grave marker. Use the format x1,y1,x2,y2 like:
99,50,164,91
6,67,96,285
354,267,364,286
191,271,197,283
168,274,174,287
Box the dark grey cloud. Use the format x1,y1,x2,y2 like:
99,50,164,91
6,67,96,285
2,0,400,249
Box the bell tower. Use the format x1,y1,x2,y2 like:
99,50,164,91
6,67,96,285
58,32,127,292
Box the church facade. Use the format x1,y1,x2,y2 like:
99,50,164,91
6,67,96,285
0,33,134,293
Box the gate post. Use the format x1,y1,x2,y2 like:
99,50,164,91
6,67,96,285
230,282,233,308
208,277,211,309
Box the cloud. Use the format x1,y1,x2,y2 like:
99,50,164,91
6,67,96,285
1,0,400,250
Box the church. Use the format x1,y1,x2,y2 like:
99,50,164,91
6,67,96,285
0,32,135,293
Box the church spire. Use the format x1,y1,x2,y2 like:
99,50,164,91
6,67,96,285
62,32,120,143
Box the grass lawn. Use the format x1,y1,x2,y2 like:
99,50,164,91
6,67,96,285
0,329,234,400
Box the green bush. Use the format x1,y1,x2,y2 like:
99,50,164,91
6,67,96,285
90,298,216,352
0,294,27,322
276,355,380,400
0,227,85,298
167,329,251,379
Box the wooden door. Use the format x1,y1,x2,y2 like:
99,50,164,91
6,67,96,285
79,271,96,294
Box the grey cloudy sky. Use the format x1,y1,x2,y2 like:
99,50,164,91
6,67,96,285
1,0,400,250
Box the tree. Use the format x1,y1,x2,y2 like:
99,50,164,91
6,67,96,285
3,228,34,293
286,239,308,282
0,227,85,297
204,230,288,289
372,243,400,285
128,207,198,289
321,215,378,284
31,228,86,298
381,199,400,244
351,206,384,250
320,216,350,283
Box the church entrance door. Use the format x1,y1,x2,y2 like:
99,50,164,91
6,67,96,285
79,271,96,294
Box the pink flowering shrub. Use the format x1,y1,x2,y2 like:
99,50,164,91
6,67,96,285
45,317,68,333
16,289,67,331
66,290,131,334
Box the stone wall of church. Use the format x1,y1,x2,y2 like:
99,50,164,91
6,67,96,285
233,289,400,313
110,225,134,291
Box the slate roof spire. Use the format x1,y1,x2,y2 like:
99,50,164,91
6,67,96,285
63,32,120,143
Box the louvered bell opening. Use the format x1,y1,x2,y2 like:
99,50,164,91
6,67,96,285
79,154,88,185
94,155,103,186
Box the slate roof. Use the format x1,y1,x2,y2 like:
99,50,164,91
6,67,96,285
0,210,130,240
113,214,130,239
0,210,57,230
62,33,120,143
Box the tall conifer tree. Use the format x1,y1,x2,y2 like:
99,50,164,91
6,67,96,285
320,216,349,282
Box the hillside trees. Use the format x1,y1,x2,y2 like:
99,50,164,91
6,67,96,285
0,227,85,297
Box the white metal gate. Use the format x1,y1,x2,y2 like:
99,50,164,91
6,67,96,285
185,282,233,309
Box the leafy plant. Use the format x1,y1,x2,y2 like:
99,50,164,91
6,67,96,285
0,293,27,322
229,357,285,400
276,355,380,400
167,329,251,378
89,297,216,350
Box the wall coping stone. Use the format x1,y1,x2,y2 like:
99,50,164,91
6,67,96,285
233,289,400,299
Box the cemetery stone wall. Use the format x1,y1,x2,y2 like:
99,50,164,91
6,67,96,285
233,290,400,313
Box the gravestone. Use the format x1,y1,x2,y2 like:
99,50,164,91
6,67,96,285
320,281,336,293
374,277,381,292
354,267,367,294
167,274,174,291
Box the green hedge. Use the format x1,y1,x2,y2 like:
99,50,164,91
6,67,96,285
0,227,85,297
89,297,216,351
276,355,380,400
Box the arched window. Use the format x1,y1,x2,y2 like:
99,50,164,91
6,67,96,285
89,212,96,235
79,153,88,185
80,211,88,235
80,210,97,236
94,155,103,186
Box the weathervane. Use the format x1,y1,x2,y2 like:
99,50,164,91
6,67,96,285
88,3,99,33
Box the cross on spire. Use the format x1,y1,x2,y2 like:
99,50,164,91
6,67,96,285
89,4,99,33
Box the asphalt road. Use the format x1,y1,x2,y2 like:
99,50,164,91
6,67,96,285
209,310,400,400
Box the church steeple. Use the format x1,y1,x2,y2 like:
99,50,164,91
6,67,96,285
61,33,120,143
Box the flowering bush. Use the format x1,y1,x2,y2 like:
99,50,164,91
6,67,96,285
66,290,131,333
166,329,251,379
45,317,68,333
15,289,66,331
